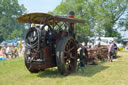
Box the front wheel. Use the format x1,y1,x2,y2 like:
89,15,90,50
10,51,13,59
24,48,40,73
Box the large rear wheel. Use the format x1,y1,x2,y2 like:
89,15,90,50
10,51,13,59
56,36,78,75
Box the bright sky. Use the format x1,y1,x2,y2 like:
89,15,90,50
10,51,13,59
18,0,62,13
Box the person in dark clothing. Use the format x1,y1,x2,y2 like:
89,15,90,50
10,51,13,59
113,42,118,58
79,42,88,67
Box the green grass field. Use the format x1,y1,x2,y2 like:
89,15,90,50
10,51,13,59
0,51,128,85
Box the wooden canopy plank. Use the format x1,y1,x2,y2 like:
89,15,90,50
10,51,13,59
16,13,85,24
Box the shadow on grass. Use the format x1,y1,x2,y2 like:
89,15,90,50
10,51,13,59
72,64,109,77
37,63,109,78
37,67,64,78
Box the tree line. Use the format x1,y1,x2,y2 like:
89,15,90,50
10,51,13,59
0,0,128,43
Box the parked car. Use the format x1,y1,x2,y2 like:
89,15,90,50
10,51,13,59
117,43,123,51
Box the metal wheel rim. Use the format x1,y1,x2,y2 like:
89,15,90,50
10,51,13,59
64,38,77,74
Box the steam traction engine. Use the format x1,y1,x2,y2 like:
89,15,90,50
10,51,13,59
17,13,85,75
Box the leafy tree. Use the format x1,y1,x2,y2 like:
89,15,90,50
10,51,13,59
52,0,128,41
95,0,128,37
0,0,26,42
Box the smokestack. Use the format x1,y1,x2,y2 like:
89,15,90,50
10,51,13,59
69,11,75,18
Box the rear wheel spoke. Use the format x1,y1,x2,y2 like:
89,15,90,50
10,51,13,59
64,55,68,59
70,53,75,60
69,46,75,52
69,64,73,69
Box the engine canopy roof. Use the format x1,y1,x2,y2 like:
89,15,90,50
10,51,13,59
16,13,85,25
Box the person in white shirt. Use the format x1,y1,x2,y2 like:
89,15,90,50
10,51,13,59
6,46,10,59
108,41,114,62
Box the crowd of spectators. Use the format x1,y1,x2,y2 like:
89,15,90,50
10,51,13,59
0,41,25,60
